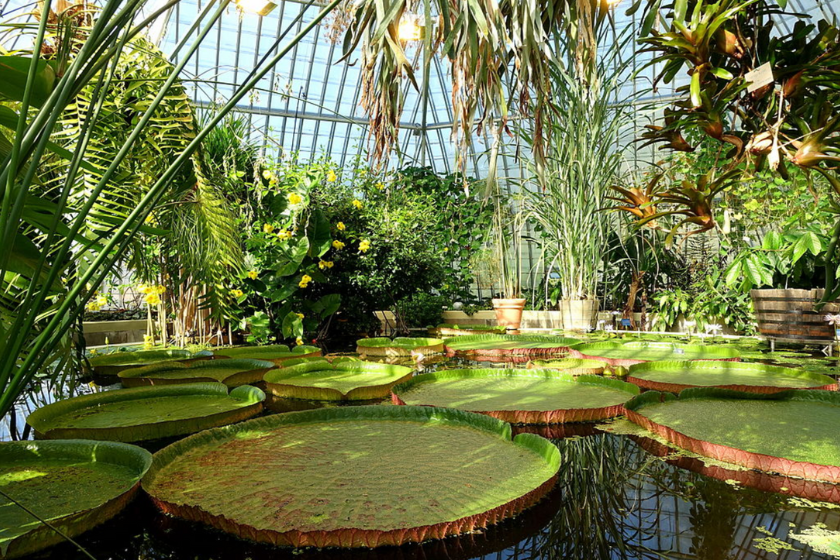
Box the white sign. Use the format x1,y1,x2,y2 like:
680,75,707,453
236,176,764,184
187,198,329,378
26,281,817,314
745,63,774,93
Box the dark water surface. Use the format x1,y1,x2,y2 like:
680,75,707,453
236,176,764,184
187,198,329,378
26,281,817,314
6,351,840,560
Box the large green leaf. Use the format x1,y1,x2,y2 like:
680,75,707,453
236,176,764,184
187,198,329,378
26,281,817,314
626,388,840,481
0,56,56,107
27,383,265,442
306,209,332,258
142,405,560,547
264,359,413,401
276,237,310,276
118,358,275,388
0,440,150,558
393,368,638,424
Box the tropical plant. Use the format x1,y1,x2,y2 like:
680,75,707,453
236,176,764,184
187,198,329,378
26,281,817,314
524,27,633,304
0,0,343,418
339,0,618,186
630,0,840,305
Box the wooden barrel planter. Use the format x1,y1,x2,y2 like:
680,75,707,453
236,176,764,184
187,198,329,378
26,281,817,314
751,289,840,340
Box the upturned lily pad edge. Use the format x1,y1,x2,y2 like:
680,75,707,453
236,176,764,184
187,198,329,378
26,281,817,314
625,388,840,483
27,383,265,442
392,368,638,424
569,341,742,367
142,405,560,548
118,358,276,388
444,334,582,356
263,361,414,401
0,440,152,559
626,360,838,394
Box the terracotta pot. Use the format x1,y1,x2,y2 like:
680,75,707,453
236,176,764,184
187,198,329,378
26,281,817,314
492,298,527,330
560,298,599,332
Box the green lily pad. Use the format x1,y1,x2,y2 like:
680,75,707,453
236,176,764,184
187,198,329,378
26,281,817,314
356,337,445,356
27,383,265,442
433,324,507,336
0,440,151,559
263,359,414,401
625,389,840,483
627,360,837,393
119,358,275,388
142,406,560,548
527,358,608,375
392,369,638,424
444,334,581,356
86,349,213,376
570,341,740,366
213,344,322,364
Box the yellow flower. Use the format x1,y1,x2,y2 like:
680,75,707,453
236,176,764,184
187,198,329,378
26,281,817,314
352,199,363,209
296,313,305,319
332,240,345,250
298,274,312,289
144,213,156,225
247,270,258,280
262,169,273,180
263,223,275,234
137,283,150,294
376,182,385,190
277,229,293,239
96,295,108,307
288,192,303,205
229,289,244,298
155,285,166,295
144,293,161,306
327,170,337,182
358,240,371,253
295,336,304,346
89,348,98,356
144,334,154,343
318,260,334,270
443,247,449,252
336,221,346,231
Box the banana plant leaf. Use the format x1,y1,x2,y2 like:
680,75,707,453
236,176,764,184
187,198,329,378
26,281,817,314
443,334,582,356
263,360,414,401
625,388,840,483
569,341,741,366
0,439,151,559
26,383,265,442
627,360,838,394
86,349,213,377
392,369,638,424
356,337,444,356
142,406,560,548
212,344,322,365
118,359,275,388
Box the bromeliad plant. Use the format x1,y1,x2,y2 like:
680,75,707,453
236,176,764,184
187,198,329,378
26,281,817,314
0,0,343,418
629,0,840,305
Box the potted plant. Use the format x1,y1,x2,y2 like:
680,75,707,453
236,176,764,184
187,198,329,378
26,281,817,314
488,195,527,330
524,28,632,331
622,0,840,338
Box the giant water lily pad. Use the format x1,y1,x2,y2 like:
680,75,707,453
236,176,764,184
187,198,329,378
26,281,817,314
27,383,265,442
569,341,740,367
356,337,444,356
263,359,413,401
142,406,560,548
213,344,322,364
392,369,638,424
527,358,608,375
119,358,274,388
432,324,507,337
627,360,838,394
0,440,151,559
86,349,213,376
625,389,840,483
444,334,581,357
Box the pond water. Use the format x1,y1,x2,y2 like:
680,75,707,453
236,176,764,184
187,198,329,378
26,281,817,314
4,345,840,560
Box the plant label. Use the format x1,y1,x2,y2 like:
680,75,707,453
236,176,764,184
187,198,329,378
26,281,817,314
745,63,774,93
